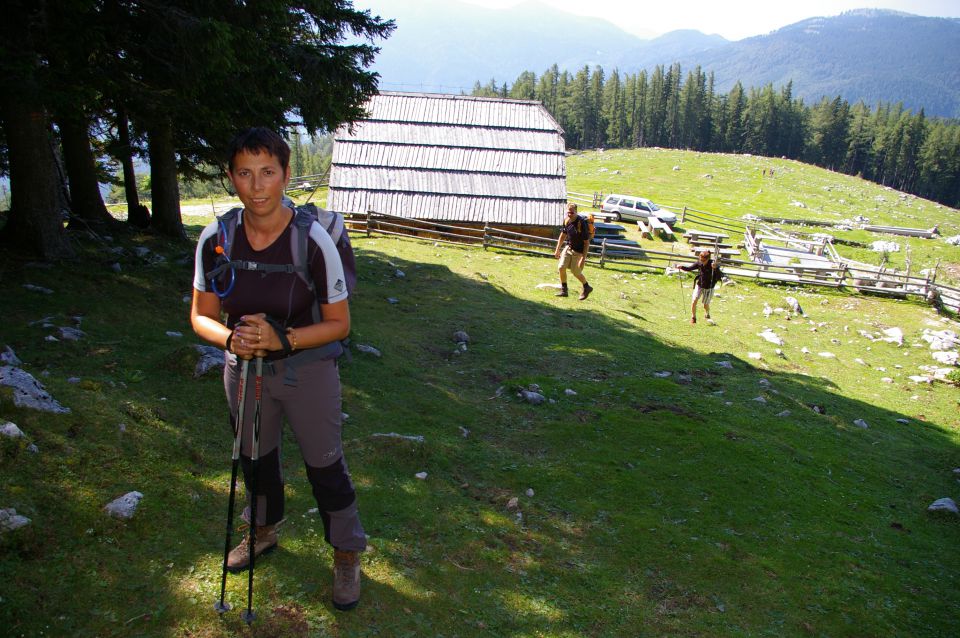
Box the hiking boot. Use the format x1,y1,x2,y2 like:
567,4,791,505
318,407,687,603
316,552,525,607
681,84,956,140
333,549,361,611
579,283,593,300
555,286,568,297
226,523,278,573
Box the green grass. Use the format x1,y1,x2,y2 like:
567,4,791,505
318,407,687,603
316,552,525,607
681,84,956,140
2,150,960,637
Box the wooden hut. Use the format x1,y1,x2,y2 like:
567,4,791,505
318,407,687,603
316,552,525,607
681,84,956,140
327,92,567,232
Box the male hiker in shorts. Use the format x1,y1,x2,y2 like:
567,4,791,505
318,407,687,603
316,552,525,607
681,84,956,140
680,250,724,324
553,203,594,300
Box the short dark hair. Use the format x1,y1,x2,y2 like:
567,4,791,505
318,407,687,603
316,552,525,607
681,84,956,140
227,127,290,171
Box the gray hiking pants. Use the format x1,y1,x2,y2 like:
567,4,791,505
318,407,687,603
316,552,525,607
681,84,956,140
224,350,366,552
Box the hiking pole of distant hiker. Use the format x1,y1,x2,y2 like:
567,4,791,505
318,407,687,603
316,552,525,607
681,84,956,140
242,356,264,625
215,356,250,614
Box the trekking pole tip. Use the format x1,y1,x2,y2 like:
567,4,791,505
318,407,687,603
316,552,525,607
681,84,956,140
242,610,256,624
214,600,232,614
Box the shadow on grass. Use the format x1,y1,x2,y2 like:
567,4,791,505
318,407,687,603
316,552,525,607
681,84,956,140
0,230,958,637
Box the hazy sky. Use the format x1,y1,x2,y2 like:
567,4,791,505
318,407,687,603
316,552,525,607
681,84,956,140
401,0,960,40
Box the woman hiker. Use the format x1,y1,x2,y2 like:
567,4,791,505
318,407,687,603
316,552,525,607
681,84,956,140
680,250,725,324
190,127,365,611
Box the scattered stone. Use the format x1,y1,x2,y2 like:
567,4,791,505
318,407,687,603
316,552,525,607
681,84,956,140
57,327,85,341
748,352,762,360
775,349,785,358
784,296,805,316
855,358,868,366
27,444,39,453
356,344,382,357
104,491,144,519
0,366,70,413
386,297,399,304
166,331,183,338
459,426,470,438
881,377,894,383
715,361,733,369
758,329,783,346
526,488,535,497
932,351,958,366
414,472,428,480
758,378,771,386
653,371,671,378
527,383,542,393
506,497,519,510
0,508,31,532
776,410,791,417
452,330,470,343
927,498,958,515
371,432,424,443
1,421,26,440
908,375,932,383
520,390,546,405
818,352,836,358
871,240,900,253
896,418,909,424
394,269,405,278
881,327,904,346
1,346,21,366
853,419,869,429
811,405,825,414
801,347,810,354
193,345,225,378
111,263,122,273
921,329,959,351
752,396,767,404
23,284,53,294
564,388,578,396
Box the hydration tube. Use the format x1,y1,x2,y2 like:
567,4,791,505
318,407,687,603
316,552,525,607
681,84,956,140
211,217,236,299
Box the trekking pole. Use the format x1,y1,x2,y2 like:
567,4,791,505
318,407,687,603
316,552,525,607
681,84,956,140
215,357,250,614
242,356,265,625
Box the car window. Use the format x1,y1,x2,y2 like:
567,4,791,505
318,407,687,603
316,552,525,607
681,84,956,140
622,199,636,208
605,197,619,205
637,202,649,211
648,202,660,211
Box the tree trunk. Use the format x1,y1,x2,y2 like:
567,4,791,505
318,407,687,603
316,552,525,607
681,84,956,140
0,84,75,260
115,108,150,228
146,120,185,239
57,112,117,229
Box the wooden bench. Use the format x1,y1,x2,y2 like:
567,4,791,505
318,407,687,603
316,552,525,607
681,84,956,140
648,216,675,239
636,219,653,239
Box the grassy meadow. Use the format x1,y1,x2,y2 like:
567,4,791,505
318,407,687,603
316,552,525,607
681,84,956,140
2,149,960,637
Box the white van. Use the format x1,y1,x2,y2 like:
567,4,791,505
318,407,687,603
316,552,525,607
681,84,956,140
600,194,677,225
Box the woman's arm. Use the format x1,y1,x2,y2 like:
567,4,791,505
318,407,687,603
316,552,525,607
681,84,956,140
190,289,260,358
238,300,350,355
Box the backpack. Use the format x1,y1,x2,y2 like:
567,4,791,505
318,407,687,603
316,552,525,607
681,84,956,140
206,200,356,359
585,214,596,241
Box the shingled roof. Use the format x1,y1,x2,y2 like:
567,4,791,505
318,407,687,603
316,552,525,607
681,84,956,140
327,92,567,226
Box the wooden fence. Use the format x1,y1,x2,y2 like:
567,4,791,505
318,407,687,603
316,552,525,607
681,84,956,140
346,210,960,314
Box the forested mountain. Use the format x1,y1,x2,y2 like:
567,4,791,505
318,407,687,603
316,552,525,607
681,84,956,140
673,10,960,118
368,2,960,118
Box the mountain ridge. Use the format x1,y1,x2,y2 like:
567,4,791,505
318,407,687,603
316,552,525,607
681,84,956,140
366,2,960,117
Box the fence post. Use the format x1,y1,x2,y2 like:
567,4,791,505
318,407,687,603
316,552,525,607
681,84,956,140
482,225,490,251
838,263,848,289
366,210,372,237
681,206,687,224
600,240,607,268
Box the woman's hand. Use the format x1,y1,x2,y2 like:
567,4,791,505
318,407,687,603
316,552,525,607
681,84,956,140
236,313,273,358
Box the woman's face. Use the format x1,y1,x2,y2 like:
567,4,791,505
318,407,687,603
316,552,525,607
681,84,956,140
228,149,290,216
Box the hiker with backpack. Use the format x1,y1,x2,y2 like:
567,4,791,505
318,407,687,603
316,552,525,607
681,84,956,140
553,203,595,300
679,250,725,324
190,127,365,612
